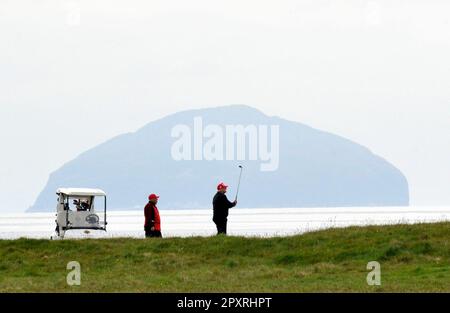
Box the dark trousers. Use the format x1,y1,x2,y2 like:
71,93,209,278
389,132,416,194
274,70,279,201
145,226,162,238
213,218,227,235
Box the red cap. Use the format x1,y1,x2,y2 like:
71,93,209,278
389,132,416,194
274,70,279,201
217,182,228,190
148,194,160,201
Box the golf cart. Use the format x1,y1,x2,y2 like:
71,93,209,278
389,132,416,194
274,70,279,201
53,188,107,239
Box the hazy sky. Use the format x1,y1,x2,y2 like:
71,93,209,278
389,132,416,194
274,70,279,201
1,0,449,212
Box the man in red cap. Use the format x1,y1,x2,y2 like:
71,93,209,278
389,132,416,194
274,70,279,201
144,193,162,238
212,182,237,235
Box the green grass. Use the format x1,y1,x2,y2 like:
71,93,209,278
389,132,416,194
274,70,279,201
0,222,449,292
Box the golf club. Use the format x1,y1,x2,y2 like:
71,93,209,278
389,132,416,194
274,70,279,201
235,165,243,202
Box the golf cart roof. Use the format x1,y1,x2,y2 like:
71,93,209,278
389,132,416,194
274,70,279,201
56,188,106,197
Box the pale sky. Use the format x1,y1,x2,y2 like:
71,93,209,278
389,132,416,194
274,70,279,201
0,0,449,212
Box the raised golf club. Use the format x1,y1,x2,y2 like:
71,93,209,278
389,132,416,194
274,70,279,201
235,165,243,202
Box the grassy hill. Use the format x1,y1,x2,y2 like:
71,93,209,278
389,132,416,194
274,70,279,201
0,222,449,292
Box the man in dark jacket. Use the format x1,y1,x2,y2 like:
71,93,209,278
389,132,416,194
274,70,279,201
212,182,237,235
144,194,162,238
